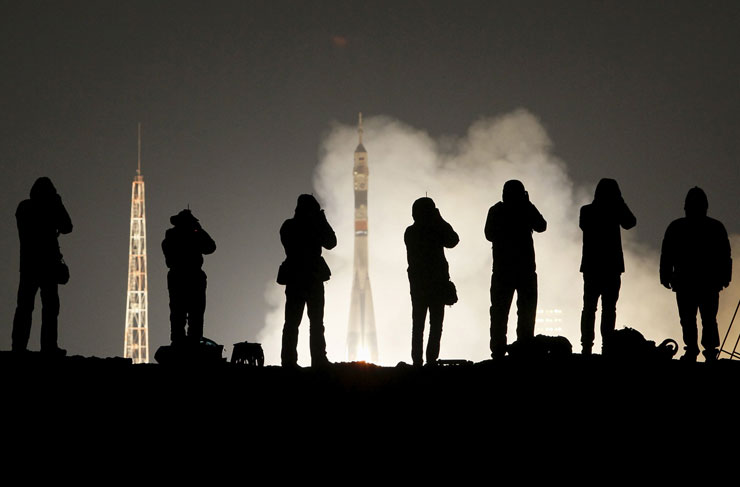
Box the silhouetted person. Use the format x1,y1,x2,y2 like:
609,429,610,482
12,177,72,355
405,197,459,367
485,180,547,359
278,194,337,368
579,178,636,355
162,209,216,347
660,187,732,362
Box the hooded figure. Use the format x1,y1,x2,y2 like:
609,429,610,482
404,197,459,366
660,187,732,361
485,180,547,359
278,194,337,367
12,177,73,355
578,178,636,355
162,209,216,346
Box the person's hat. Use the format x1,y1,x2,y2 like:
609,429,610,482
170,209,198,226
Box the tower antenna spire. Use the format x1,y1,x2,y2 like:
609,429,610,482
137,122,142,176
358,112,363,145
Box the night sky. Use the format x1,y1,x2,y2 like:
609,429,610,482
2,1,738,360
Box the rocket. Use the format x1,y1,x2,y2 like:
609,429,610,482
347,113,379,363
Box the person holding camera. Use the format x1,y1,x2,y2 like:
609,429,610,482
404,197,459,367
12,177,73,355
579,178,636,355
485,179,547,359
277,194,337,368
162,209,216,347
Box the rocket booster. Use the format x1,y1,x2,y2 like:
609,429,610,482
347,112,378,363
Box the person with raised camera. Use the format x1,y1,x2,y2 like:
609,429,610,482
12,177,73,356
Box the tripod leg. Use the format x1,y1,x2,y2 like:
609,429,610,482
720,297,740,359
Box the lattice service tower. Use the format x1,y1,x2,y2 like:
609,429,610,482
347,113,379,363
123,123,149,363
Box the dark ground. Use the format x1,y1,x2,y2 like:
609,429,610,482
4,352,737,427
3,352,736,477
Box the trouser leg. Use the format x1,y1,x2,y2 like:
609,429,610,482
39,278,60,351
599,274,621,349
187,273,207,342
490,272,515,358
12,274,38,351
282,285,305,365
580,274,599,352
676,291,699,357
427,302,445,364
698,291,720,358
411,297,427,365
306,283,327,364
168,272,186,345
516,272,538,342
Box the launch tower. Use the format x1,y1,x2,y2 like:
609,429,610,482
123,123,149,363
347,113,379,362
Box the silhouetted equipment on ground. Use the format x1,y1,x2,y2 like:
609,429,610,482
507,335,573,359
405,197,460,366
718,297,740,360
579,178,636,355
154,337,225,365
231,341,265,366
12,177,73,356
278,194,337,368
162,209,216,346
435,359,474,367
602,327,678,361
486,180,547,359
660,186,732,362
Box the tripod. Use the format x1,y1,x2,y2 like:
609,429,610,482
718,297,740,360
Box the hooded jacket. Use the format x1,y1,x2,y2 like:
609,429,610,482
660,187,732,292
16,177,73,273
579,178,636,274
279,194,337,284
162,209,216,271
485,180,547,274
404,197,459,293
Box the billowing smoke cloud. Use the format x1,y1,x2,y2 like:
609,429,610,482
260,110,737,365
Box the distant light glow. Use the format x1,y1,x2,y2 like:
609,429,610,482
536,308,564,335
331,35,348,48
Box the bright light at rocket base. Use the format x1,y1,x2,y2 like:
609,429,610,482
259,111,737,366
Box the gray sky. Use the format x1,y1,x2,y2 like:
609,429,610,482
1,0,738,358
